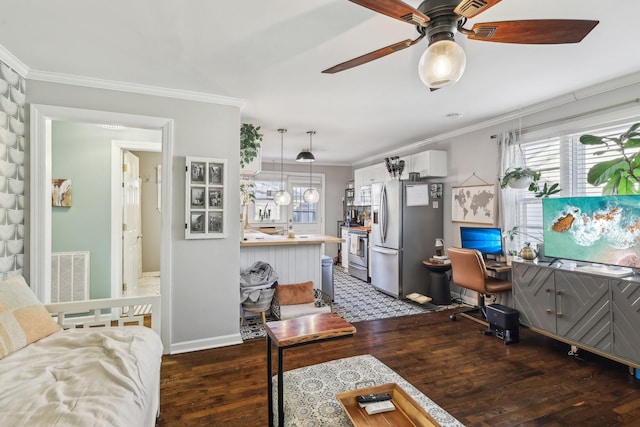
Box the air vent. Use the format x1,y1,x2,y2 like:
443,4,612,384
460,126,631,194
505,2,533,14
401,13,426,26
456,0,488,15
473,25,498,39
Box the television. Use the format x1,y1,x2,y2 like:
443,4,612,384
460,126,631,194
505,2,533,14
542,195,640,272
460,226,503,259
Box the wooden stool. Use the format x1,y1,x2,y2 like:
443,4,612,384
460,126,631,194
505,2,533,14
240,306,267,325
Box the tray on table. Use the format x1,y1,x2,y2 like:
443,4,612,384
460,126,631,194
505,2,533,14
336,383,441,427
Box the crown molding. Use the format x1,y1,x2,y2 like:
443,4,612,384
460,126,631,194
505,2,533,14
0,44,29,77
27,68,247,108
354,70,640,167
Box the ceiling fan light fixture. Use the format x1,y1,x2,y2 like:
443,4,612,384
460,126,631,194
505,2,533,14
418,38,466,89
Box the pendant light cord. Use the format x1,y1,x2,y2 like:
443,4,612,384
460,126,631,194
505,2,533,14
278,128,286,188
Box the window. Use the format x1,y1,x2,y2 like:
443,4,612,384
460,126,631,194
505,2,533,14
514,120,640,250
251,179,283,221
248,172,323,228
292,185,317,224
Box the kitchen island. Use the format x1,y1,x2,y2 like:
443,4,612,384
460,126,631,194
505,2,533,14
241,232,342,286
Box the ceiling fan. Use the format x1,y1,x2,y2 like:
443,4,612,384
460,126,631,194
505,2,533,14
322,0,599,89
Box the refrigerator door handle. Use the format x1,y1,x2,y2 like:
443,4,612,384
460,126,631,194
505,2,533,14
372,246,397,255
380,184,387,243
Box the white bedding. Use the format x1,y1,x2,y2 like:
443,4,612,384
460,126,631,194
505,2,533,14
0,326,163,426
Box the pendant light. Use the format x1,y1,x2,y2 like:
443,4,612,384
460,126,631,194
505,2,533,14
296,130,316,162
273,128,291,206
302,131,320,203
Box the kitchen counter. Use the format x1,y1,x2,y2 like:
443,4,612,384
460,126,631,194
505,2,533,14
240,231,342,285
341,225,371,233
241,232,342,247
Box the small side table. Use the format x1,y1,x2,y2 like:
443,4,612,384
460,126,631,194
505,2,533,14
265,312,356,427
422,260,452,305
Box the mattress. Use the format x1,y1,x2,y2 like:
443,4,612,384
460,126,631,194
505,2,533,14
0,326,163,426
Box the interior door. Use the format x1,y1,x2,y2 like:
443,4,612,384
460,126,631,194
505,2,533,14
122,150,142,295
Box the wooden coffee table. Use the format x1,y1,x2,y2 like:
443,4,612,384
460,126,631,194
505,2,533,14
265,312,356,427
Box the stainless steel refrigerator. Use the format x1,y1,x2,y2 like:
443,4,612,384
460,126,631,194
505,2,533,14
370,181,443,298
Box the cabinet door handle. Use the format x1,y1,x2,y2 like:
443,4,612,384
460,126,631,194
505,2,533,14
556,290,563,318
545,288,553,314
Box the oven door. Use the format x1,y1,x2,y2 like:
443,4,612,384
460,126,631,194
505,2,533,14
348,233,368,266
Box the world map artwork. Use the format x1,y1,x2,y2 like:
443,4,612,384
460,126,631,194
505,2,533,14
452,185,495,224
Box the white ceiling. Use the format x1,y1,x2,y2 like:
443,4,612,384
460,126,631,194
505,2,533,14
2,0,639,166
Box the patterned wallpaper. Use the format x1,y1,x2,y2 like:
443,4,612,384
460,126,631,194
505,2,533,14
0,61,25,278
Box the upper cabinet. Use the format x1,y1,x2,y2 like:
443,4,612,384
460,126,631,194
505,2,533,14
352,150,447,205
408,150,447,177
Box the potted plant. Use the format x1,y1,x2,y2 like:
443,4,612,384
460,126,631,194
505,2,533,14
500,167,538,189
240,123,263,169
500,167,561,197
579,122,640,195
502,226,543,261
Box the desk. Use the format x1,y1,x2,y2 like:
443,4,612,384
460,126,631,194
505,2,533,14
265,313,356,427
485,262,512,273
485,262,512,279
421,260,452,305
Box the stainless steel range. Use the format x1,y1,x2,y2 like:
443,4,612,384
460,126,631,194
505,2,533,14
348,230,368,282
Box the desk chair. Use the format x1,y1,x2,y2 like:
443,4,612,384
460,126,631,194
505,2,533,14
447,246,512,324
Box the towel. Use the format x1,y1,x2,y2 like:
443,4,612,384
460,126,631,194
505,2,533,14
350,235,360,255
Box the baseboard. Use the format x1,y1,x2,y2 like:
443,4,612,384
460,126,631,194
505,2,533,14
169,333,243,354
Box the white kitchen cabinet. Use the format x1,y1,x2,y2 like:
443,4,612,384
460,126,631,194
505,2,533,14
354,163,386,205
410,150,447,177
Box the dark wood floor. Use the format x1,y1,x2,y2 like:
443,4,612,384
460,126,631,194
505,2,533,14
158,309,640,426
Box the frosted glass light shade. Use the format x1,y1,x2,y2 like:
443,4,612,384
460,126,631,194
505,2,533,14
418,39,466,89
303,188,320,203
273,190,291,206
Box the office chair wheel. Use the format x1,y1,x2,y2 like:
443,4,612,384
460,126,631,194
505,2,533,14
449,313,457,321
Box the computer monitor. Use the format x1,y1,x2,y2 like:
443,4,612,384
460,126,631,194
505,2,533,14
459,226,503,259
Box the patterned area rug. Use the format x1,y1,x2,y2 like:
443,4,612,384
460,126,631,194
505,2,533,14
240,267,461,341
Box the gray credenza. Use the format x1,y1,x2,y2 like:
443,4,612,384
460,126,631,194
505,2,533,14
512,261,640,369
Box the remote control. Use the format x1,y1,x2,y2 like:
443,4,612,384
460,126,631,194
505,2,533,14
365,400,395,415
356,393,392,404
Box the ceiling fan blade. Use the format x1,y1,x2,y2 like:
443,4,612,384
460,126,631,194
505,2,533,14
349,0,429,26
322,35,425,74
454,0,502,19
467,19,599,44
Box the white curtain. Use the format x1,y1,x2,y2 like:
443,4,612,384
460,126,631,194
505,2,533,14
497,130,522,255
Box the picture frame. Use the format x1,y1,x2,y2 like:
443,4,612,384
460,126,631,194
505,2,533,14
185,156,227,239
52,178,72,207
451,184,496,225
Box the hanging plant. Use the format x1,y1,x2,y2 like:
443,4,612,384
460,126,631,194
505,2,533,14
579,123,640,195
240,123,263,168
500,167,561,198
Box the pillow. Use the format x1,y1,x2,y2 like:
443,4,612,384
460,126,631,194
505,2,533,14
0,275,61,359
275,281,315,305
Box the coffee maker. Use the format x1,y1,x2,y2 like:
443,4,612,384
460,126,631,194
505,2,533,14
346,209,358,225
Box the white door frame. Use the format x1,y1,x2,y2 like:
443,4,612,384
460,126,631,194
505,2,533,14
111,140,161,300
30,104,174,352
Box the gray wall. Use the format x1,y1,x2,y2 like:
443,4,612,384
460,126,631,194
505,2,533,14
133,150,162,273
27,80,242,351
